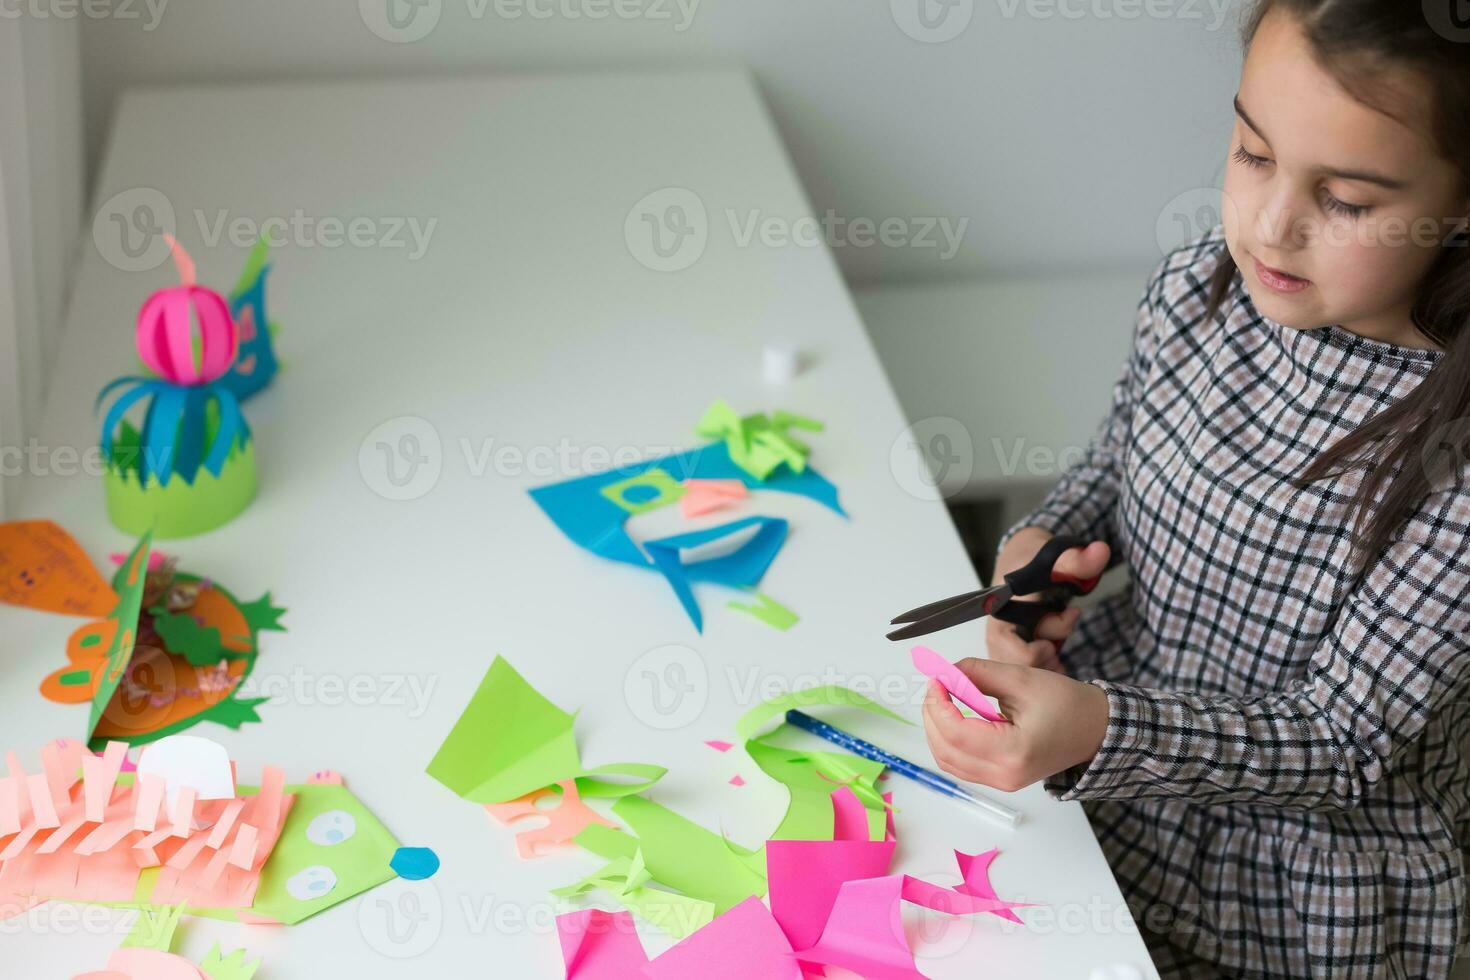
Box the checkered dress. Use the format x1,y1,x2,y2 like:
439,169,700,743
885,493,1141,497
998,227,1470,979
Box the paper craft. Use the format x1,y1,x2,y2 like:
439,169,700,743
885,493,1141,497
642,517,789,631
602,795,766,915
74,902,261,980
695,401,825,481
98,236,259,538
427,656,664,804
911,646,1007,723
36,530,287,748
0,520,117,617
528,436,842,631
553,849,716,940
134,735,235,809
484,778,615,859
727,592,799,631
556,908,650,978
679,479,747,518
744,738,886,842
219,239,280,403
641,897,803,980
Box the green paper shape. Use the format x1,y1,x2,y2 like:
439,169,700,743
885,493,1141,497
609,795,766,915
87,533,153,743
575,823,641,862
105,436,257,540
745,738,886,841
695,400,825,481
426,656,664,804
121,901,185,950
726,592,799,631
149,609,227,666
735,684,908,743
552,852,715,939
598,468,686,515
199,945,262,980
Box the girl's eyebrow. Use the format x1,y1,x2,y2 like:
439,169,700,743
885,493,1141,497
1233,94,1408,191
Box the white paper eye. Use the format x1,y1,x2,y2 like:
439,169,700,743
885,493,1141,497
305,809,357,845
285,865,338,901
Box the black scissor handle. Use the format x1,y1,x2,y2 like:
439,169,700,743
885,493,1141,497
991,588,1071,642
1002,534,1100,598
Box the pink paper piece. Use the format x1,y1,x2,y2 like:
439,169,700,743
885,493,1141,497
704,740,734,753
642,898,803,980
96,947,206,980
484,779,615,859
108,552,169,573
728,775,746,787
679,480,748,518
910,646,1007,722
557,908,650,979
954,848,1023,925
882,792,896,844
800,874,1026,979
829,787,868,843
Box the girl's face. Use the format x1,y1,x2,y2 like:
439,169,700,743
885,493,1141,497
1221,7,1468,349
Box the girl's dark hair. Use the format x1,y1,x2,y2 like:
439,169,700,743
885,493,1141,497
1206,0,1470,583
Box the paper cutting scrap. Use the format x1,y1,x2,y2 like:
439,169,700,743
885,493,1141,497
695,400,824,481
911,645,1008,722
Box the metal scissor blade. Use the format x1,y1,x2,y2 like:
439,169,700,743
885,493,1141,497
885,589,1003,641
889,583,1006,624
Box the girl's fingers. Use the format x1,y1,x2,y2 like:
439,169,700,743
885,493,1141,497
1032,606,1081,642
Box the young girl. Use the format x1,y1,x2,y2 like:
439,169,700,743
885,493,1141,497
920,2,1470,976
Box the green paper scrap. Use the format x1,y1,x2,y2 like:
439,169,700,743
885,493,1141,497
553,850,716,939
745,739,886,841
608,795,766,915
734,685,908,841
575,823,640,862
599,468,686,516
105,435,257,540
149,608,227,666
199,945,263,980
87,533,152,743
121,901,185,950
727,592,799,631
230,239,271,298
696,400,824,481
426,656,665,804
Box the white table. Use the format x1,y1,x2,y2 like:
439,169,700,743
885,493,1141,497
1,70,1155,977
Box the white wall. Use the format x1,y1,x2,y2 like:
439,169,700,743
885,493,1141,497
0,17,85,517
79,0,1245,287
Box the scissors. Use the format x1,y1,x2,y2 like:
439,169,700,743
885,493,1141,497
887,534,1100,641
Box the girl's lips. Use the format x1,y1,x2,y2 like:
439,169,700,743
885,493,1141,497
1253,256,1311,294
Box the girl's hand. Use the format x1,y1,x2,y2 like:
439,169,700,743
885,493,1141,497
922,656,1110,792
986,534,1111,674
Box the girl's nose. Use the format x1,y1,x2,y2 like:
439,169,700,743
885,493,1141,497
1254,186,1309,251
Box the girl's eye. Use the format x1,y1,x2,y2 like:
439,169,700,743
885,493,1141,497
1321,190,1368,219
1232,143,1269,169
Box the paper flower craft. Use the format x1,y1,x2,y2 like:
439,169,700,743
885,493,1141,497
695,400,824,481
0,522,286,749
98,237,275,539
0,736,400,927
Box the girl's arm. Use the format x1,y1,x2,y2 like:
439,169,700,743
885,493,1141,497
1041,484,1470,811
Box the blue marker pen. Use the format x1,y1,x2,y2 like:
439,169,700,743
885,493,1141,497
784,708,1023,829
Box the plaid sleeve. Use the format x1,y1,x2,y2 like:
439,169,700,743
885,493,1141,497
995,261,1165,561
1044,484,1470,808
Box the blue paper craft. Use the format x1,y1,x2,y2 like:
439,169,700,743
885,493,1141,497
220,241,280,402
528,440,843,630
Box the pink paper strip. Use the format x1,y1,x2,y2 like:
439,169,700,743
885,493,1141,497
556,908,650,978
643,898,803,980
